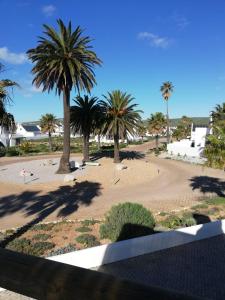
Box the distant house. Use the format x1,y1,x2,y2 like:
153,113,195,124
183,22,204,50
0,125,23,147
16,123,42,138
167,124,210,158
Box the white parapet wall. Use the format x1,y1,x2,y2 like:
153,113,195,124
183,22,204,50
48,219,225,269
0,220,224,293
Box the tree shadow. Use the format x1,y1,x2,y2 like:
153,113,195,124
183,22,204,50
189,176,225,197
91,150,145,161
0,181,101,247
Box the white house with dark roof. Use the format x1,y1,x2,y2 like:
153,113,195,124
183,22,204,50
16,123,42,138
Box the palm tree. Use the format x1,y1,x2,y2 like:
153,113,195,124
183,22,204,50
27,19,101,173
148,112,166,150
0,112,16,147
40,113,58,151
136,121,147,143
160,81,174,143
172,115,192,140
101,90,142,163
71,95,102,162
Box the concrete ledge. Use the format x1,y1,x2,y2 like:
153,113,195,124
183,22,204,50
49,219,225,269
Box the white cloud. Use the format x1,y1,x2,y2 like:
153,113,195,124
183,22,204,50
171,14,190,30
42,4,56,17
138,32,172,49
0,47,27,64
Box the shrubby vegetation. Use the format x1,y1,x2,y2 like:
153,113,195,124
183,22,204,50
76,234,100,247
204,103,225,169
100,202,155,241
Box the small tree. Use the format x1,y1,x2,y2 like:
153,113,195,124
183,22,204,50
172,116,192,140
148,112,166,150
101,90,142,163
71,95,102,162
40,114,58,151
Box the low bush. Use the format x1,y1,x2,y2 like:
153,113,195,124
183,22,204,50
48,244,76,256
5,147,20,156
0,146,6,157
76,234,100,247
206,197,225,206
81,219,100,226
160,214,181,229
100,202,155,241
7,238,31,254
6,238,55,256
181,212,197,227
191,203,208,210
75,226,91,233
31,223,54,231
32,233,51,241
31,241,55,256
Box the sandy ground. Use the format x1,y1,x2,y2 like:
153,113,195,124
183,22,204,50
0,141,224,230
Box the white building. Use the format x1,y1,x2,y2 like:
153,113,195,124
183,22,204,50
167,125,210,158
0,125,23,147
16,123,42,138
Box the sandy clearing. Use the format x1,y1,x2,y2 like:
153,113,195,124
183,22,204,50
0,141,224,230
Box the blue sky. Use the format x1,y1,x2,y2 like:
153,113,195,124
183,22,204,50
1,0,225,122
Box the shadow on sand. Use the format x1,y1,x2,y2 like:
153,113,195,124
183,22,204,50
189,176,225,197
0,181,101,247
91,150,145,161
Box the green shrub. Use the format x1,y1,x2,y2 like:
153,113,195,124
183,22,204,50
7,238,31,254
206,197,225,206
81,219,100,226
32,233,51,241
0,145,6,157
6,238,55,256
76,234,100,247
181,212,197,227
48,244,76,256
6,147,20,156
31,241,55,255
159,211,167,216
160,214,181,229
75,226,91,233
191,203,208,210
31,223,54,231
99,202,155,241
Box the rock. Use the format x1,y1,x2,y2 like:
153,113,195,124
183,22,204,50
115,164,127,171
63,174,76,183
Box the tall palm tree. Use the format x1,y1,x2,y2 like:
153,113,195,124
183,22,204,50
27,19,101,173
0,112,16,147
148,112,166,149
101,90,142,163
71,95,102,162
160,81,174,143
40,113,58,151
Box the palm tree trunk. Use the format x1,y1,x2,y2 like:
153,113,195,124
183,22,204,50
97,134,101,151
155,135,159,150
114,126,120,163
166,100,170,143
56,88,71,174
83,134,90,162
48,132,52,152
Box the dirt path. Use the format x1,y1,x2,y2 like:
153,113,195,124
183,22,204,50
0,141,224,229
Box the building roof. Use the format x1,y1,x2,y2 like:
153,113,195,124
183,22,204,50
22,125,40,132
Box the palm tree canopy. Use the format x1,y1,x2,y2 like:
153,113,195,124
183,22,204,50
0,112,16,132
100,90,142,138
211,103,225,123
148,112,166,135
40,113,59,134
70,95,102,136
27,19,102,95
160,81,174,100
